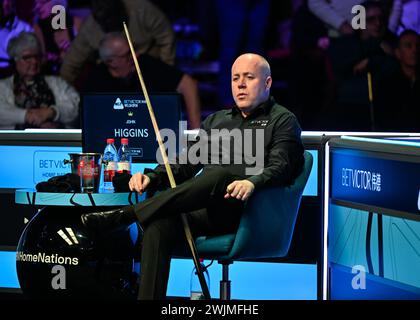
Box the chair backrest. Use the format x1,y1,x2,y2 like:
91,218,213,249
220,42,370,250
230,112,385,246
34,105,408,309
226,150,313,260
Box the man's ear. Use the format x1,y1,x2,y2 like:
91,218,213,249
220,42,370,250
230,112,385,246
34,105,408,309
265,76,272,91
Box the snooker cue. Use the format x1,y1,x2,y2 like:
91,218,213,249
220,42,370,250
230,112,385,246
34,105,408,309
367,72,376,131
123,22,211,299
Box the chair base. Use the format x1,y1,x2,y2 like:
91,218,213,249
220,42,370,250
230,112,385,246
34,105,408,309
220,262,232,300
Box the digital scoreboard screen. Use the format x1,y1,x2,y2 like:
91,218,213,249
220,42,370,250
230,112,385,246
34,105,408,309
82,93,182,162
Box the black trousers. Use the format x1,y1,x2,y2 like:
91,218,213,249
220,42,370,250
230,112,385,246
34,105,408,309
133,166,246,300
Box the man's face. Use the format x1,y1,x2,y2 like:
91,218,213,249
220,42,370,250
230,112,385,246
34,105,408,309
15,48,41,80
231,55,271,114
103,40,133,78
396,33,419,68
362,7,386,39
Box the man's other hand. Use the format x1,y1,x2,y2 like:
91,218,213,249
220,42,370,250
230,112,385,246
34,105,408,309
129,172,151,194
224,180,255,201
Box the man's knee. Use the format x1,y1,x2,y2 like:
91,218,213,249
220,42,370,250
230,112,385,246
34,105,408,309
189,166,237,198
200,166,235,183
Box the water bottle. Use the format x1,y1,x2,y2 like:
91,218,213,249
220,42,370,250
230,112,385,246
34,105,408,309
102,138,118,191
190,259,210,300
117,138,132,174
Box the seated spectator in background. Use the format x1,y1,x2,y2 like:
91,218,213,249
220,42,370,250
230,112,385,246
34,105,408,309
308,0,402,37
83,33,201,129
0,32,79,129
33,0,75,74
327,1,398,130
0,0,33,77
60,0,175,86
376,30,420,131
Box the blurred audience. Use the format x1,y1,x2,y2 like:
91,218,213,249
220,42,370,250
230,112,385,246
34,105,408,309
288,1,334,130
308,0,403,37
327,0,398,130
33,0,75,73
0,32,79,129
83,32,201,128
1,0,416,132
59,0,175,86
0,0,33,76
215,0,271,106
376,29,420,131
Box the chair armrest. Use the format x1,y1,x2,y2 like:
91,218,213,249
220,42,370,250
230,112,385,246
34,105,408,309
227,185,303,260
227,151,313,260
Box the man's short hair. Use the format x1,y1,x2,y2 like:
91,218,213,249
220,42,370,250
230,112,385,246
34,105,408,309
397,29,420,47
98,32,126,61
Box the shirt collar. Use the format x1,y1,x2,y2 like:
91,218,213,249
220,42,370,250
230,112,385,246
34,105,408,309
228,96,274,117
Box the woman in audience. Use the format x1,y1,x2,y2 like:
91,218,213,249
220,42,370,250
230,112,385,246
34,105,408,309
0,32,79,129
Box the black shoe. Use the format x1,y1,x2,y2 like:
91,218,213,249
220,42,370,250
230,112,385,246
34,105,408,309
81,206,138,233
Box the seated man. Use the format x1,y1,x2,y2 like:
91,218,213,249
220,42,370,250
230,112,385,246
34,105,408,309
59,0,175,85
375,29,420,131
81,53,305,300
83,32,201,129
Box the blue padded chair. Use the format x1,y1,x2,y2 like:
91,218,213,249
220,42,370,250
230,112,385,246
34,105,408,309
194,150,313,299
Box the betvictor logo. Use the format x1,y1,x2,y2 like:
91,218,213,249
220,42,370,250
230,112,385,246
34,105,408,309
113,97,124,110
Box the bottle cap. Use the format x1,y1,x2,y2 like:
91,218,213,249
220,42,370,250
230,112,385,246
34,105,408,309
106,138,115,144
121,138,129,144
